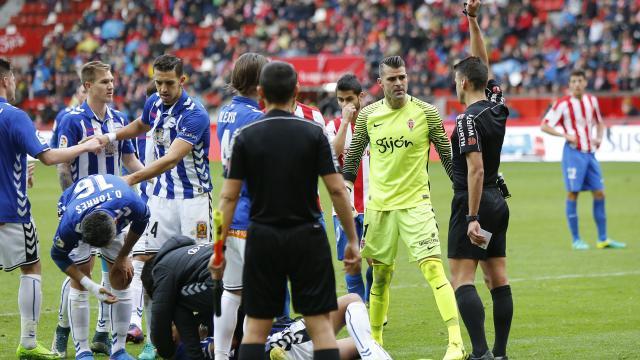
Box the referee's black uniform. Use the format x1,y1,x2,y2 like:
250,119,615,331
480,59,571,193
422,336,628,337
226,109,340,318
448,79,510,259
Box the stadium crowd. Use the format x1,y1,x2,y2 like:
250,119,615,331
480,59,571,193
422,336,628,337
10,0,640,124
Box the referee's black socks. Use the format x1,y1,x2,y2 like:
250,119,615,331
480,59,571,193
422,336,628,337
491,285,513,358
239,343,266,359
455,284,489,357
314,349,340,359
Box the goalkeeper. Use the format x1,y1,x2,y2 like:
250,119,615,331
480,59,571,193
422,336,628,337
342,56,467,359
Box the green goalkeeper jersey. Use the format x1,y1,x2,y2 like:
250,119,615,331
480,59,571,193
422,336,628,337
343,95,453,211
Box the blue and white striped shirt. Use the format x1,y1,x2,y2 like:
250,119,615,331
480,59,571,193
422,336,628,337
56,101,135,182
141,90,211,199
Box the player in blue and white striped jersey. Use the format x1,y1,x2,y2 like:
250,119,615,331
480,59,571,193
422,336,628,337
50,84,87,148
96,54,211,358
51,61,146,358
51,174,150,360
0,58,103,359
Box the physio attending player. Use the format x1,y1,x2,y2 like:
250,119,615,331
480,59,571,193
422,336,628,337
325,74,372,301
51,174,150,360
51,61,144,357
96,54,212,358
541,70,626,250
214,52,268,360
342,56,466,359
141,236,218,360
267,294,392,360
0,58,102,359
447,2,513,359
210,61,360,360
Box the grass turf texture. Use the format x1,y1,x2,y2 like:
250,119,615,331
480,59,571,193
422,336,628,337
0,162,638,359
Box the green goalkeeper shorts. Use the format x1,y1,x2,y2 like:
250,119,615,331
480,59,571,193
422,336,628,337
361,203,441,265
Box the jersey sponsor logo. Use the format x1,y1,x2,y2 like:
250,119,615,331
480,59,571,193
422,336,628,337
407,118,415,131
456,114,466,147
196,221,208,239
59,135,68,148
375,136,414,154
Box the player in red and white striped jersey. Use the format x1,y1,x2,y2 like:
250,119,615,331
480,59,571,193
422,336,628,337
295,101,325,126
325,74,372,303
541,69,625,250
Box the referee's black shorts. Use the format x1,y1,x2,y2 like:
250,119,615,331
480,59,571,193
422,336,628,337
448,187,509,260
243,221,337,318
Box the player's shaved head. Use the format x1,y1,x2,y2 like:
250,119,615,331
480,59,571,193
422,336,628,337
378,56,405,78
81,210,116,248
259,61,298,105
231,52,268,96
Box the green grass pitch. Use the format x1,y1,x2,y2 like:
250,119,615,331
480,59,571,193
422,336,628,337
0,162,638,359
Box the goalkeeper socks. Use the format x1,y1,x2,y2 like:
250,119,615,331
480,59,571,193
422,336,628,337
57,277,71,328
593,198,607,241
96,270,111,333
129,259,145,329
491,285,513,357
19,274,41,349
214,291,241,360
369,263,393,345
110,288,132,354
419,258,463,345
314,349,340,360
68,288,91,354
455,285,489,356
345,273,366,301
566,199,580,241
365,265,373,303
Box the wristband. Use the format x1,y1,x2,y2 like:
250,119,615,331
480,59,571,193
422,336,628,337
80,276,109,302
107,132,117,142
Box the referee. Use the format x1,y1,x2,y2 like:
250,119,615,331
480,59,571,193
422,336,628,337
210,61,361,360
448,1,513,360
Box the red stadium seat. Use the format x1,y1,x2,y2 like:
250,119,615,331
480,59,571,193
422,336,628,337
194,26,214,40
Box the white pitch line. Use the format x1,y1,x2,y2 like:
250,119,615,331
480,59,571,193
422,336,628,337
0,271,638,317
388,270,640,290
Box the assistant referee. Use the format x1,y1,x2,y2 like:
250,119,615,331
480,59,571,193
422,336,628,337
210,61,361,360
448,1,513,360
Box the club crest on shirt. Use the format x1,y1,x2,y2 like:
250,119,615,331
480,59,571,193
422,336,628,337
196,221,208,239
59,135,68,148
407,119,415,131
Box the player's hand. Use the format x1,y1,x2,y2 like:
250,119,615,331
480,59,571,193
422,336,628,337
94,134,111,146
99,288,118,304
121,174,134,186
342,103,357,124
82,137,104,154
466,0,481,17
208,254,226,281
110,256,134,289
343,242,362,274
467,221,487,247
564,134,577,146
592,137,602,149
27,163,35,188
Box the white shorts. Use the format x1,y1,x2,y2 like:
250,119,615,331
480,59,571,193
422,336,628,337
69,233,125,265
135,193,212,254
0,219,40,271
223,230,246,291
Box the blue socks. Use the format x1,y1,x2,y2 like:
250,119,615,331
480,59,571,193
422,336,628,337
345,273,365,301
593,198,607,241
566,199,580,242
365,266,373,303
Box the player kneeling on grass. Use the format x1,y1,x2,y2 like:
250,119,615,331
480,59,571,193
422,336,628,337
267,293,392,360
50,174,150,360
